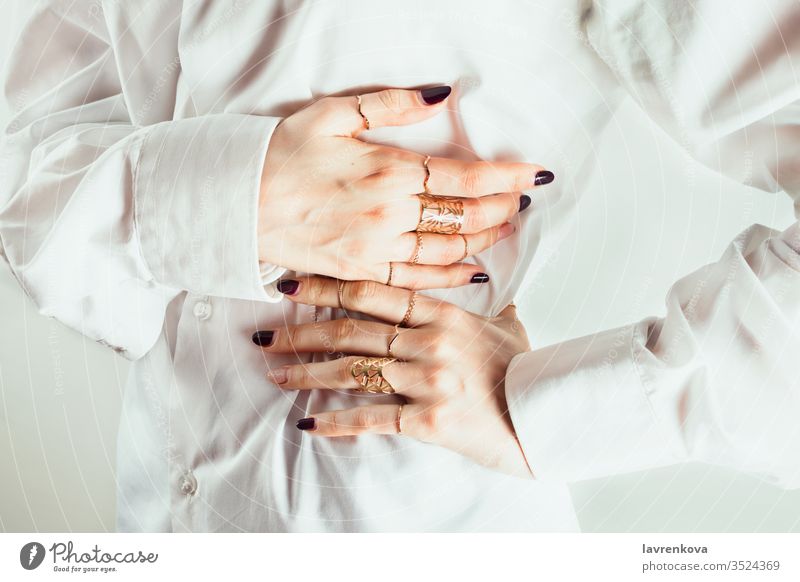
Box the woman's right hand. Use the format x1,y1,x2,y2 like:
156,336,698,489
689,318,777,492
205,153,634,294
258,86,554,289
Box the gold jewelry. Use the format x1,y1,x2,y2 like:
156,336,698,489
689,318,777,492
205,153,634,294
396,404,404,434
356,94,370,130
399,291,417,327
350,357,397,394
337,280,346,310
387,327,401,358
422,155,432,194
410,231,423,265
458,233,469,261
416,193,464,235
386,262,394,286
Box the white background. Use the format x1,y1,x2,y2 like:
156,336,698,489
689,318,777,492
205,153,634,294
1,0,799,532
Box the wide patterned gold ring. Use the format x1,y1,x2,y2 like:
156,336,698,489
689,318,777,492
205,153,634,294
416,193,465,235
350,357,397,394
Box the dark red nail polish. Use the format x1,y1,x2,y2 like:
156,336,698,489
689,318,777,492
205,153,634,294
519,195,532,212
420,85,451,105
252,331,275,346
297,418,316,431
277,279,300,295
471,273,490,284
534,170,554,186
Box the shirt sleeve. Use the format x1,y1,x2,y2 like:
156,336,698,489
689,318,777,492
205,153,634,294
0,3,285,361
506,0,800,488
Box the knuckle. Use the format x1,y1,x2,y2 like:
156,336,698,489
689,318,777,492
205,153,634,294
459,164,484,195
346,280,380,307
377,89,403,114
429,339,456,361
339,358,357,385
359,201,391,223
352,407,378,430
417,406,444,435
463,203,488,232
286,326,304,349
332,318,358,345
342,237,366,259
327,410,340,432
303,277,325,305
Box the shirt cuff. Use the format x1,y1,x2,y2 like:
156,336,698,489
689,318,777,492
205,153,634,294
505,323,687,483
133,113,285,302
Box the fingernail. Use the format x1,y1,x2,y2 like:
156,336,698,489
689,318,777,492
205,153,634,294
297,418,316,431
519,194,532,212
534,170,555,186
277,279,300,295
252,330,275,347
268,367,288,384
420,85,451,105
471,273,490,284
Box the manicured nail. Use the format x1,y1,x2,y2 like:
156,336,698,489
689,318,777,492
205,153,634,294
471,273,490,284
519,194,532,212
534,170,555,186
277,279,300,295
252,330,275,347
297,418,316,431
268,368,288,384
420,85,451,105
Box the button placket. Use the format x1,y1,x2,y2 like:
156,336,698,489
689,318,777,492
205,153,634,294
192,295,212,320
179,469,198,496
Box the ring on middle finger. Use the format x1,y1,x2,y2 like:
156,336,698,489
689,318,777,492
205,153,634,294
416,193,465,235
350,356,397,394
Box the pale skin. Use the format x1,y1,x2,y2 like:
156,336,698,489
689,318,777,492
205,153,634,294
255,85,553,478
258,85,552,289
253,276,535,479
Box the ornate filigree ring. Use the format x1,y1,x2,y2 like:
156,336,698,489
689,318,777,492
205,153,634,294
416,193,465,235
350,357,397,394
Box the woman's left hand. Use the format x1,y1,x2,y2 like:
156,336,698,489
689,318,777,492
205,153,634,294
252,276,534,478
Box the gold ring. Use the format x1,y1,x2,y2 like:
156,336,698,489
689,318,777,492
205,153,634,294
338,280,346,310
386,262,394,286
416,193,464,235
459,233,469,261
399,291,416,327
411,231,423,265
422,155,432,194
350,357,397,394
387,327,401,358
396,403,404,434
356,95,370,130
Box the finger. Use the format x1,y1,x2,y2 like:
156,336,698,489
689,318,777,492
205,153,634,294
304,86,452,137
392,222,515,265
253,319,397,356
387,262,491,290
297,404,408,436
275,276,463,327
270,356,419,394
426,157,554,197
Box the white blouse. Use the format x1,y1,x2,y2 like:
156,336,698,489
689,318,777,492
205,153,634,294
1,0,798,532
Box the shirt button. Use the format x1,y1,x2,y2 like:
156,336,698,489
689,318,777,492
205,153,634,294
193,299,212,320
179,471,198,496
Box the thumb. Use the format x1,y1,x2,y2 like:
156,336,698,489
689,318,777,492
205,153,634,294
309,85,452,137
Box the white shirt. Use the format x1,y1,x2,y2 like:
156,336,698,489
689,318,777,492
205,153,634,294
1,0,798,532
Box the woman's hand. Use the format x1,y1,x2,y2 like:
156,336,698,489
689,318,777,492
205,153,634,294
251,276,534,478
258,86,553,289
